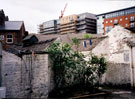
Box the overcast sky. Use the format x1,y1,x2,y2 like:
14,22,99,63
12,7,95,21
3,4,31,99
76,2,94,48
0,0,135,33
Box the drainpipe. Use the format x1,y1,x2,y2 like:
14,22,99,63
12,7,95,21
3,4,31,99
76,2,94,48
130,46,134,88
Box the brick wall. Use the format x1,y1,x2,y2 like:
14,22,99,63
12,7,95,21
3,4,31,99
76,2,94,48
0,31,23,50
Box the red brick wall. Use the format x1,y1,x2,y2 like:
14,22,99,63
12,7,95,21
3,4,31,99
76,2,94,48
104,14,135,35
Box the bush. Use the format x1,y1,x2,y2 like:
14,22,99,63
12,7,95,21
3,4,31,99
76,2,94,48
47,42,107,89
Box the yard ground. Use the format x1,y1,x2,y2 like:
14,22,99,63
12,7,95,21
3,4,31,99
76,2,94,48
49,86,135,99
84,87,135,99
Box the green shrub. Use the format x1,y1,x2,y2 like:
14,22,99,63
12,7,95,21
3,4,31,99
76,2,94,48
84,33,92,39
47,42,107,89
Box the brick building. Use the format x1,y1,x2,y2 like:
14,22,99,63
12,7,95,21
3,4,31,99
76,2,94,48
97,6,135,35
0,9,27,50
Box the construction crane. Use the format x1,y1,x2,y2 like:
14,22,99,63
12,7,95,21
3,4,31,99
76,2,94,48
60,3,68,18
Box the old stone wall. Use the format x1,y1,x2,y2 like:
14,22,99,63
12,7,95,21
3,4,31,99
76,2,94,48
101,63,130,86
1,51,54,98
91,26,135,86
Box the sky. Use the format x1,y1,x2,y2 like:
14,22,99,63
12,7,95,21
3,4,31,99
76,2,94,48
0,0,135,33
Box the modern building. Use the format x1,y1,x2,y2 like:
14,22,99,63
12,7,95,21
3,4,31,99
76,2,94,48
38,13,96,34
97,6,135,35
39,20,57,34
60,14,77,34
0,9,27,50
77,13,96,34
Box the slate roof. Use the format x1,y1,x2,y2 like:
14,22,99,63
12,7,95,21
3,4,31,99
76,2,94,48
23,34,36,41
6,32,107,55
0,21,24,31
6,38,57,55
33,33,106,51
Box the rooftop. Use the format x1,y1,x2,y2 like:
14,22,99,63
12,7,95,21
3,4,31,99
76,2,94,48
0,21,24,31
97,6,135,16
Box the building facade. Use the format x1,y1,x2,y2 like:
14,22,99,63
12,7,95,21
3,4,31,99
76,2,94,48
97,6,135,35
60,14,77,34
38,13,96,34
38,20,57,34
0,9,27,50
77,13,96,34
0,21,26,50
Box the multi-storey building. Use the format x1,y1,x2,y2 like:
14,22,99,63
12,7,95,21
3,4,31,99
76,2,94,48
39,20,57,34
38,13,96,34
56,19,61,33
77,13,96,34
97,6,135,35
60,14,77,34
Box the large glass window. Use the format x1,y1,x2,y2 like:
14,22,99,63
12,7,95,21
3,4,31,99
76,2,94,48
6,34,13,44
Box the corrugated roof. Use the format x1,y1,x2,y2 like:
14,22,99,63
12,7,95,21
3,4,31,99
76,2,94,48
0,21,24,30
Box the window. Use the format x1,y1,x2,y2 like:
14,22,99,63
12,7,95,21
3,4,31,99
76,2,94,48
125,17,128,20
0,35,4,40
124,50,129,62
105,27,109,33
109,26,113,31
114,19,118,24
6,34,13,44
130,16,134,21
110,20,112,23
120,18,122,21
130,23,134,28
125,23,128,27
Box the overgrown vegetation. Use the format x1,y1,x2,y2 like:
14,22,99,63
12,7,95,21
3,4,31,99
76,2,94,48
72,37,81,51
84,33,92,39
47,41,107,97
